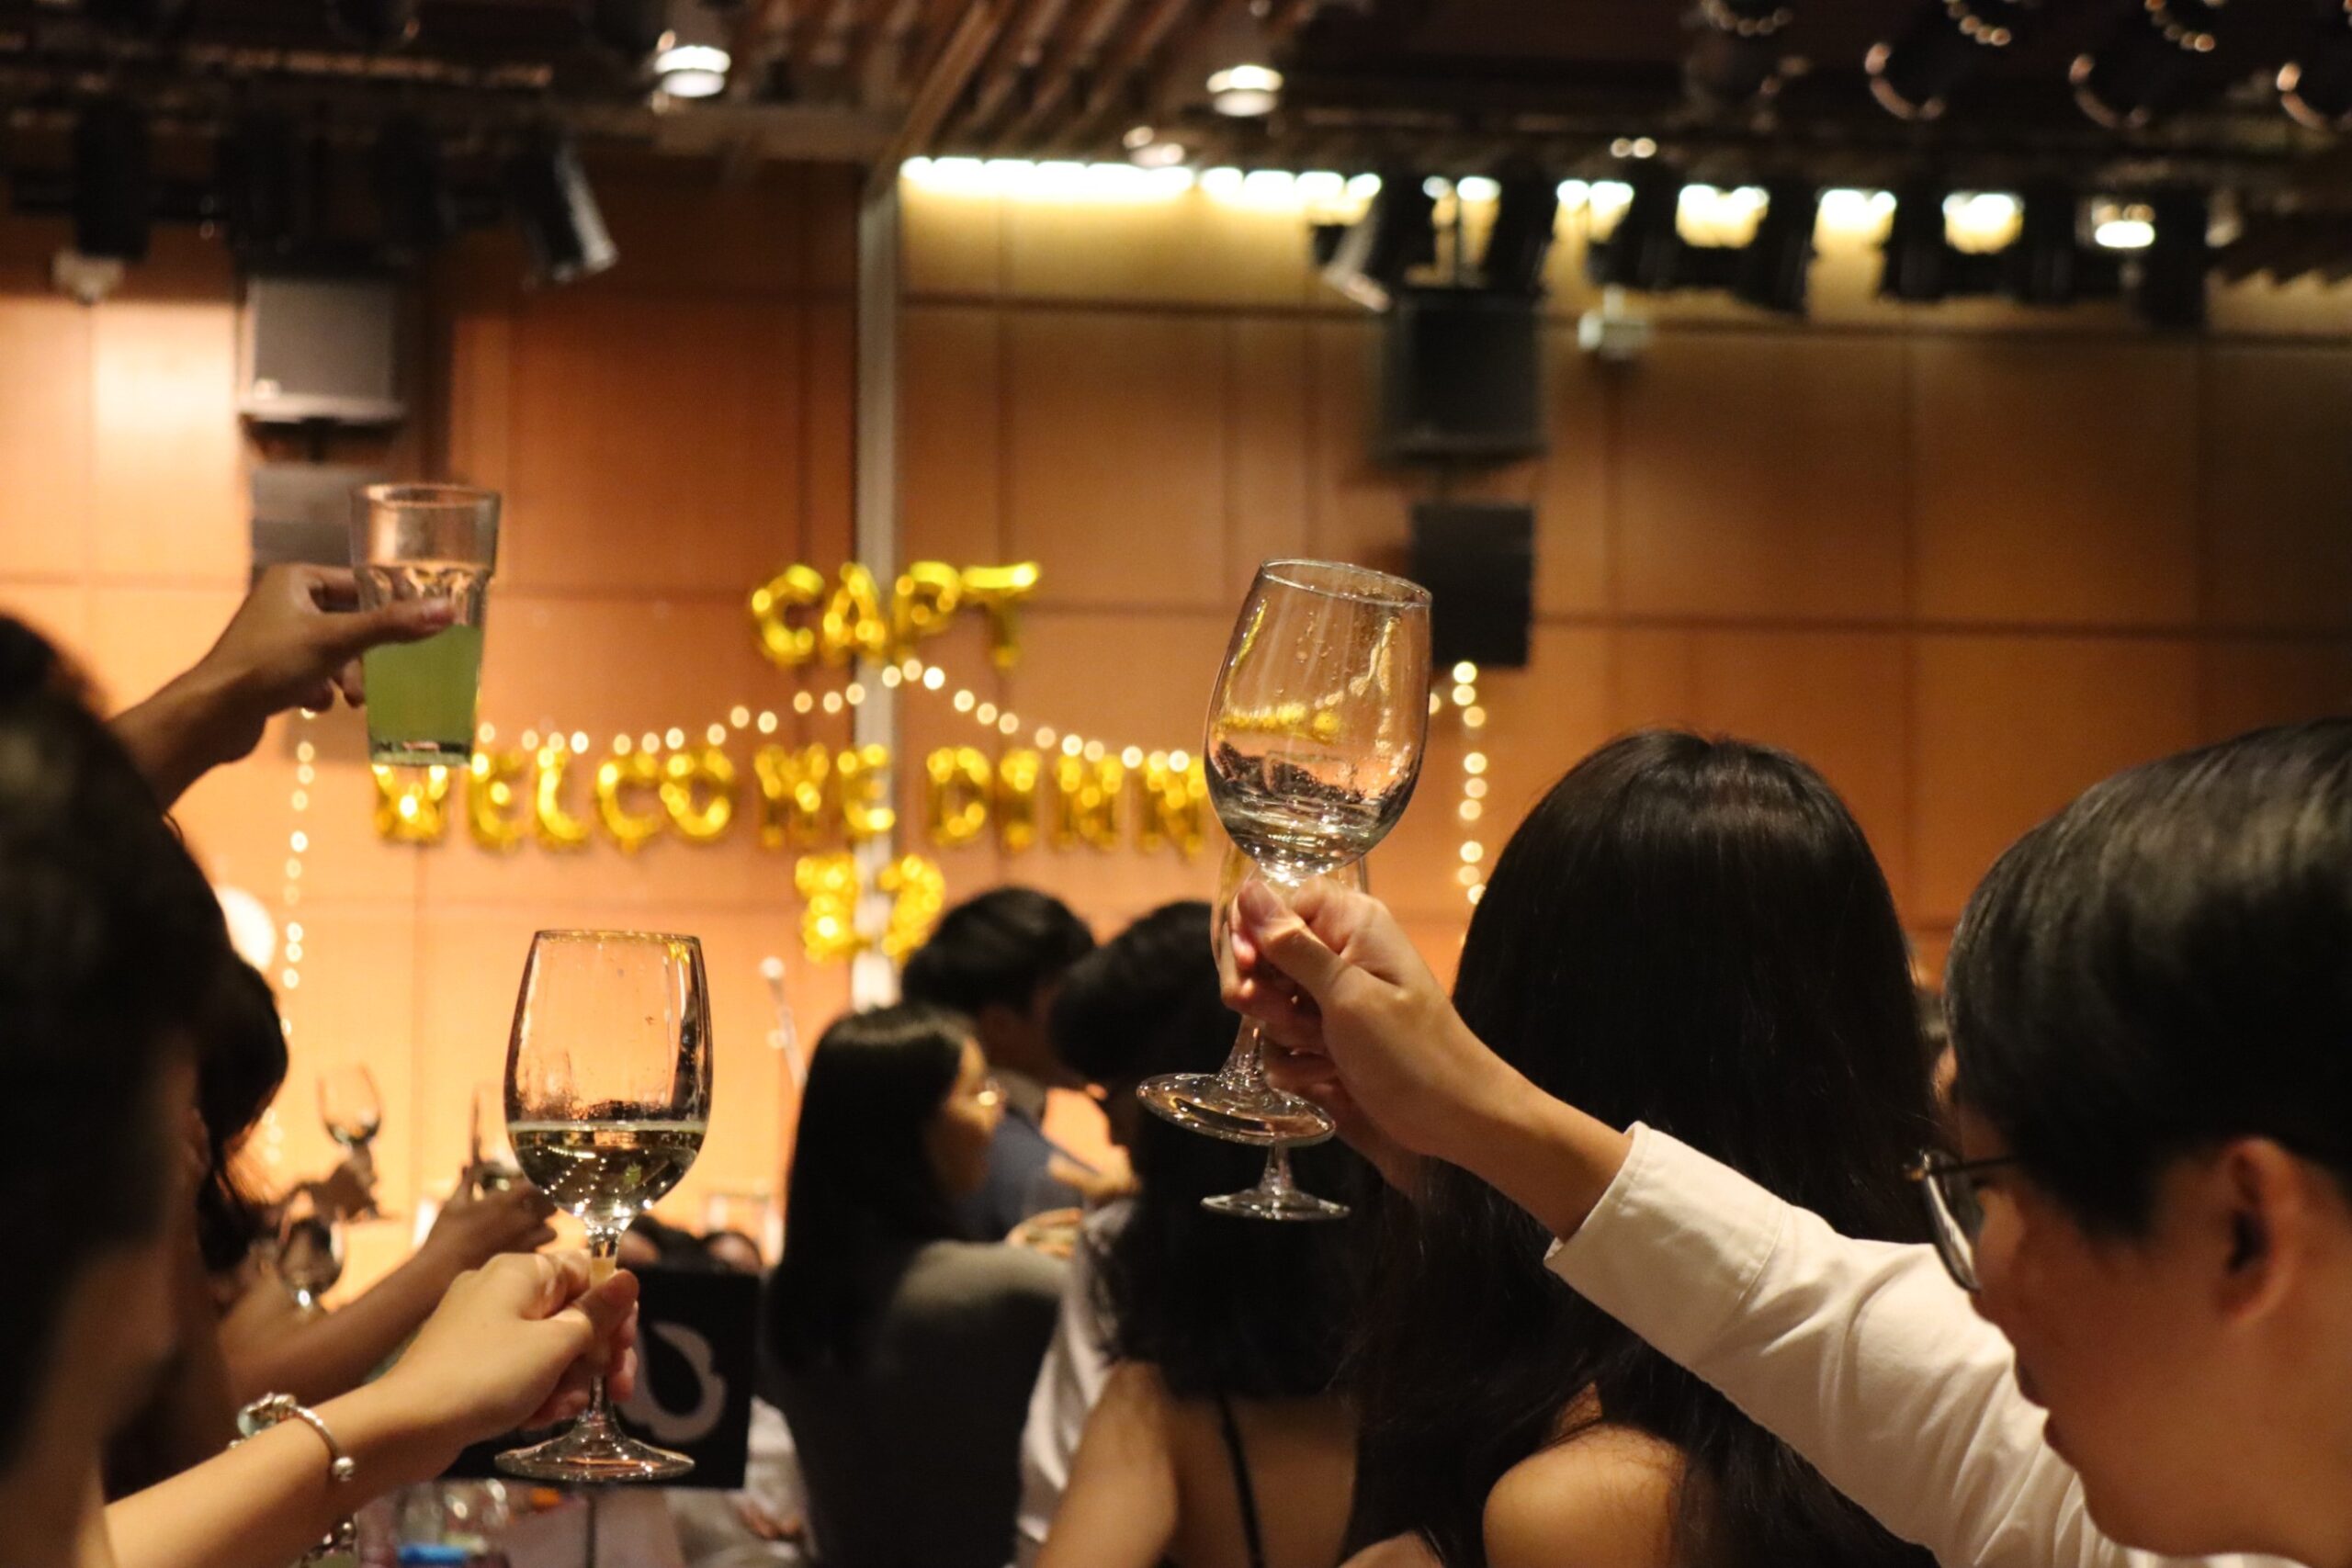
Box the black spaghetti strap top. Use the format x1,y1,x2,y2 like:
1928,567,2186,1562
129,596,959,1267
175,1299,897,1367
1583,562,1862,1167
1214,1393,1269,1568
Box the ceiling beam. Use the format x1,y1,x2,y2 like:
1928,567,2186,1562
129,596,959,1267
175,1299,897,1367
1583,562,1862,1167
868,0,1016,192
990,0,1132,150
1047,0,1200,152
954,0,1073,143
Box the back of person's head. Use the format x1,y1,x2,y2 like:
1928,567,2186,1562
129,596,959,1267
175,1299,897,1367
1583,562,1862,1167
899,886,1093,1020
1054,902,1373,1400
769,1003,971,1367
193,959,288,1274
1353,730,1935,1568
1950,718,2352,1233
0,617,233,1468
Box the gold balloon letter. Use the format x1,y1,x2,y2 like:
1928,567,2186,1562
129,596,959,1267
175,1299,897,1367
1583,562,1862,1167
995,749,1043,853
373,764,450,843
595,752,666,852
891,561,964,660
1136,752,1209,860
752,744,833,850
837,743,897,843
924,746,992,849
662,747,737,844
821,564,891,666
878,854,948,958
957,562,1040,671
534,746,592,852
466,750,527,853
1051,755,1125,852
750,563,828,669
795,852,866,962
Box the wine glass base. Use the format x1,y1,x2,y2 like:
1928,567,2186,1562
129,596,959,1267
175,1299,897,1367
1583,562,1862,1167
1135,1074,1334,1146
495,1427,694,1483
1202,1186,1351,1222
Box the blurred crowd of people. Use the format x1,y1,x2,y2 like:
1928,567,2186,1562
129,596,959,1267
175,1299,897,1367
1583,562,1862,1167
10,570,2352,1568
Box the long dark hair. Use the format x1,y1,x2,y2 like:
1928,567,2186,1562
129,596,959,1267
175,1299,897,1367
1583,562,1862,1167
1350,731,1938,1568
193,960,288,1275
767,1003,968,1369
1056,902,1373,1399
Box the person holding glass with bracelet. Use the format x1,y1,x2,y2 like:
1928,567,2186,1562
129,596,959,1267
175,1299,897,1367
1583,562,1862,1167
1226,721,2352,1568
0,615,639,1568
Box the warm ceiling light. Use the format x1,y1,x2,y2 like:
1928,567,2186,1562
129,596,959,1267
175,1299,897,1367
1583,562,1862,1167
656,41,731,98
1123,124,1187,167
1123,124,1157,149
1207,63,1283,116
2091,199,2155,251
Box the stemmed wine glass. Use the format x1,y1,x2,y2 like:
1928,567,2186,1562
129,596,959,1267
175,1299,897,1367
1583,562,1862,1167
275,1186,345,1314
319,1065,389,1218
497,930,713,1483
1138,559,1430,1154
1201,848,1370,1222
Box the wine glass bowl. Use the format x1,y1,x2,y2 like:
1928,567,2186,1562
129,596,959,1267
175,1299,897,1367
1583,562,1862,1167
275,1187,345,1314
1138,559,1430,1153
496,930,712,1484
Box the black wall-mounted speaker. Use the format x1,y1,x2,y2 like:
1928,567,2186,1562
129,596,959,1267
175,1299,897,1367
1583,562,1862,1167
1410,501,1536,671
1377,288,1546,464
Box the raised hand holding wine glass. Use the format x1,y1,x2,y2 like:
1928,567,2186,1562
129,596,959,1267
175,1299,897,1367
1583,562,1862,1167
1138,559,1430,1161
498,930,712,1483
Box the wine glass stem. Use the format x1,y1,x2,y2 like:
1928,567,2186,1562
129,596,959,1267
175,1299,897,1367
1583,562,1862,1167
1259,1143,1296,1198
580,1227,625,1435
1214,1019,1270,1094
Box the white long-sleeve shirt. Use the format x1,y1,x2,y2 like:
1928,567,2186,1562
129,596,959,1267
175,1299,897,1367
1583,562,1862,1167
1545,1124,2301,1568
1012,1201,1127,1568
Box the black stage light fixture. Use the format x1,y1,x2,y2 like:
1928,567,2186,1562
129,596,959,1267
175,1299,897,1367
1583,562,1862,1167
2000,184,2120,307
1733,180,1819,315
86,0,192,36
2071,0,2225,128
218,111,311,264
328,0,420,47
371,116,454,258
1865,0,2037,119
1478,175,1560,295
504,128,616,285
1588,168,1686,292
2279,0,2352,130
2131,188,2210,330
74,100,153,263
1319,172,1436,310
1686,0,1795,108
589,0,669,62
1878,180,1954,301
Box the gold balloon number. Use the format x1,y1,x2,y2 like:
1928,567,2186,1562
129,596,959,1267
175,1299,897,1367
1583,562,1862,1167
749,560,1039,671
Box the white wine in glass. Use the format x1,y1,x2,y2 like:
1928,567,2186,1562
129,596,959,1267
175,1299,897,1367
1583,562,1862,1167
1138,559,1431,1146
497,930,712,1484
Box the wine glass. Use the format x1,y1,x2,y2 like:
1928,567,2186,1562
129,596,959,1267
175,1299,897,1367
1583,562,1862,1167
497,930,713,1483
1202,850,1369,1222
1137,559,1430,1145
319,1065,388,1218
275,1186,345,1314
469,1080,526,1196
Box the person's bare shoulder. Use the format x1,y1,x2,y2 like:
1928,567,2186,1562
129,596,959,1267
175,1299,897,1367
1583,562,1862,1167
1484,1426,1684,1568
1340,1533,1442,1568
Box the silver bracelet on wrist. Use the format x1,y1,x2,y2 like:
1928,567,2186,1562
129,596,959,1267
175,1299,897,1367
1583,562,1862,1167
235,1393,358,1561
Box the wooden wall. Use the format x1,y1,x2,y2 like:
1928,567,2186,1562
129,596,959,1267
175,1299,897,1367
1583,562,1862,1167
894,176,2352,979
0,159,862,1269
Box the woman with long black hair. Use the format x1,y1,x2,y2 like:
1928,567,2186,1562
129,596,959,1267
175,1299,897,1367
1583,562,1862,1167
764,1002,1066,1568
1342,731,1940,1568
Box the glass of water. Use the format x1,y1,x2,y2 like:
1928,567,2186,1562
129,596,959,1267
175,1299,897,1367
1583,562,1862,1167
349,483,499,768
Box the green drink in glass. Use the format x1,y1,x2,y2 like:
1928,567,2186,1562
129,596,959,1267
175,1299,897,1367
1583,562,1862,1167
350,485,500,768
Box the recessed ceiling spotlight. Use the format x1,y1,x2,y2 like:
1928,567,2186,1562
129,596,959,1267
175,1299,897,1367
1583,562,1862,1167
1207,63,1283,116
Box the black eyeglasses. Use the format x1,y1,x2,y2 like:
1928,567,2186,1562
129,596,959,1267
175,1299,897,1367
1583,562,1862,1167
1908,1150,2023,1292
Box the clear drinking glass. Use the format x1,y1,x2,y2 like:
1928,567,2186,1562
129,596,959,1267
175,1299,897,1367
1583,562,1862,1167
1137,559,1431,1146
319,1064,387,1218
349,482,500,768
469,1080,526,1196
276,1186,345,1314
1201,850,1369,1222
498,931,713,1483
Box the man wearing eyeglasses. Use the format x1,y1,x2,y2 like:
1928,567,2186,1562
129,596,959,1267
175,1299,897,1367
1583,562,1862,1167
1224,720,2352,1568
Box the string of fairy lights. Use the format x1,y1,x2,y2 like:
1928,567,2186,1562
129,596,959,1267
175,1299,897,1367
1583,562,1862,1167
1436,660,1490,908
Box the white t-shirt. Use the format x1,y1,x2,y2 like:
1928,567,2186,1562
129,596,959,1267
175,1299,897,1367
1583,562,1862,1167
1546,1124,2305,1568
1012,1201,1131,1567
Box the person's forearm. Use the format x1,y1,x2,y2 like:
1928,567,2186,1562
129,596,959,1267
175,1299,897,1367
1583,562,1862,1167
228,1250,459,1406
1426,1041,1635,1243
110,664,247,809
107,1381,454,1568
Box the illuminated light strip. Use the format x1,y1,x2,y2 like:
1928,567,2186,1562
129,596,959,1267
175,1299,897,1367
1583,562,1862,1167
1447,661,1489,908
261,710,322,1171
